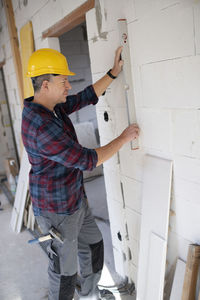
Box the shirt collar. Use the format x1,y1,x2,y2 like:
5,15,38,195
24,96,54,114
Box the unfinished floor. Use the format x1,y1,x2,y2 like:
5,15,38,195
0,176,136,300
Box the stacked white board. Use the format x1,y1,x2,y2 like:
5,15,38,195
137,155,172,300
10,149,31,233
170,259,186,300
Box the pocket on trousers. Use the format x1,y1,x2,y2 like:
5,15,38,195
47,243,60,274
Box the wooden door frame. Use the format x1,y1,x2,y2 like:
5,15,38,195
42,0,95,38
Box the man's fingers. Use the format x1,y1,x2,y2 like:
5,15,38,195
115,46,123,61
119,60,124,67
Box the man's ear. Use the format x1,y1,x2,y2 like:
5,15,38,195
41,80,49,91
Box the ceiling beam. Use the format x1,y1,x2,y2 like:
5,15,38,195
42,0,95,38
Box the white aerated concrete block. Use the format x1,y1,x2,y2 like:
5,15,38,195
134,0,160,18
96,107,117,140
129,262,137,285
88,30,119,74
170,195,200,243
134,0,194,19
0,47,4,63
9,73,18,91
32,12,43,40
113,247,126,278
27,0,49,20
35,37,60,51
0,7,6,27
127,238,139,267
11,0,18,12
103,0,136,31
120,175,142,213
106,198,125,248
60,0,86,18
174,156,200,183
129,5,194,65
141,56,200,109
1,25,9,43
95,79,127,111
38,1,63,33
5,58,15,76
103,167,123,204
125,207,141,243
4,41,12,60
173,177,200,206
141,108,172,152
14,6,29,29
114,107,130,137
86,8,99,42
0,83,4,94
172,110,199,157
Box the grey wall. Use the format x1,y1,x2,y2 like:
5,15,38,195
59,23,98,134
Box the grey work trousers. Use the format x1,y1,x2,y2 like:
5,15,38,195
35,198,104,300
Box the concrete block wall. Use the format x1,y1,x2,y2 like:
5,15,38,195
86,1,141,283
0,71,16,174
0,0,200,294
86,0,200,291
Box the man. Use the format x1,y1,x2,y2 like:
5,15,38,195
22,47,139,300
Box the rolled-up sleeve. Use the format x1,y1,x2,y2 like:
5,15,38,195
36,121,98,171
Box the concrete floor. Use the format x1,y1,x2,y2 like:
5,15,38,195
0,176,136,300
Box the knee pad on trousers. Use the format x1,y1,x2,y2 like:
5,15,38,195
59,273,77,300
89,239,104,273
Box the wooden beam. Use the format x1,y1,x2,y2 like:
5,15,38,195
181,244,200,300
0,60,6,68
3,0,24,107
42,0,95,38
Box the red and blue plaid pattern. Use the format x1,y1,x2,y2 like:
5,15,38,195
22,85,98,215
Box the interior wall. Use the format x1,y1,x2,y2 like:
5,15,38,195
0,70,17,175
0,0,200,296
85,0,200,290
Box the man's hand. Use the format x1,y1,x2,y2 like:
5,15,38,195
95,123,140,166
93,46,124,97
120,123,140,143
111,46,124,77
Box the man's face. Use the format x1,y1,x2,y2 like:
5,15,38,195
48,75,72,103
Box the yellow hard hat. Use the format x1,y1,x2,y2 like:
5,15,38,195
26,48,75,77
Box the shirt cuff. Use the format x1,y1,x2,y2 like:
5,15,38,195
89,148,98,170
89,85,99,105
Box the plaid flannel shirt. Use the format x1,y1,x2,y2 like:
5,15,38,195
22,85,98,216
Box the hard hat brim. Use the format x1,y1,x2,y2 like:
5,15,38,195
26,69,76,77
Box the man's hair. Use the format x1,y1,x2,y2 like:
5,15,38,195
31,74,58,93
